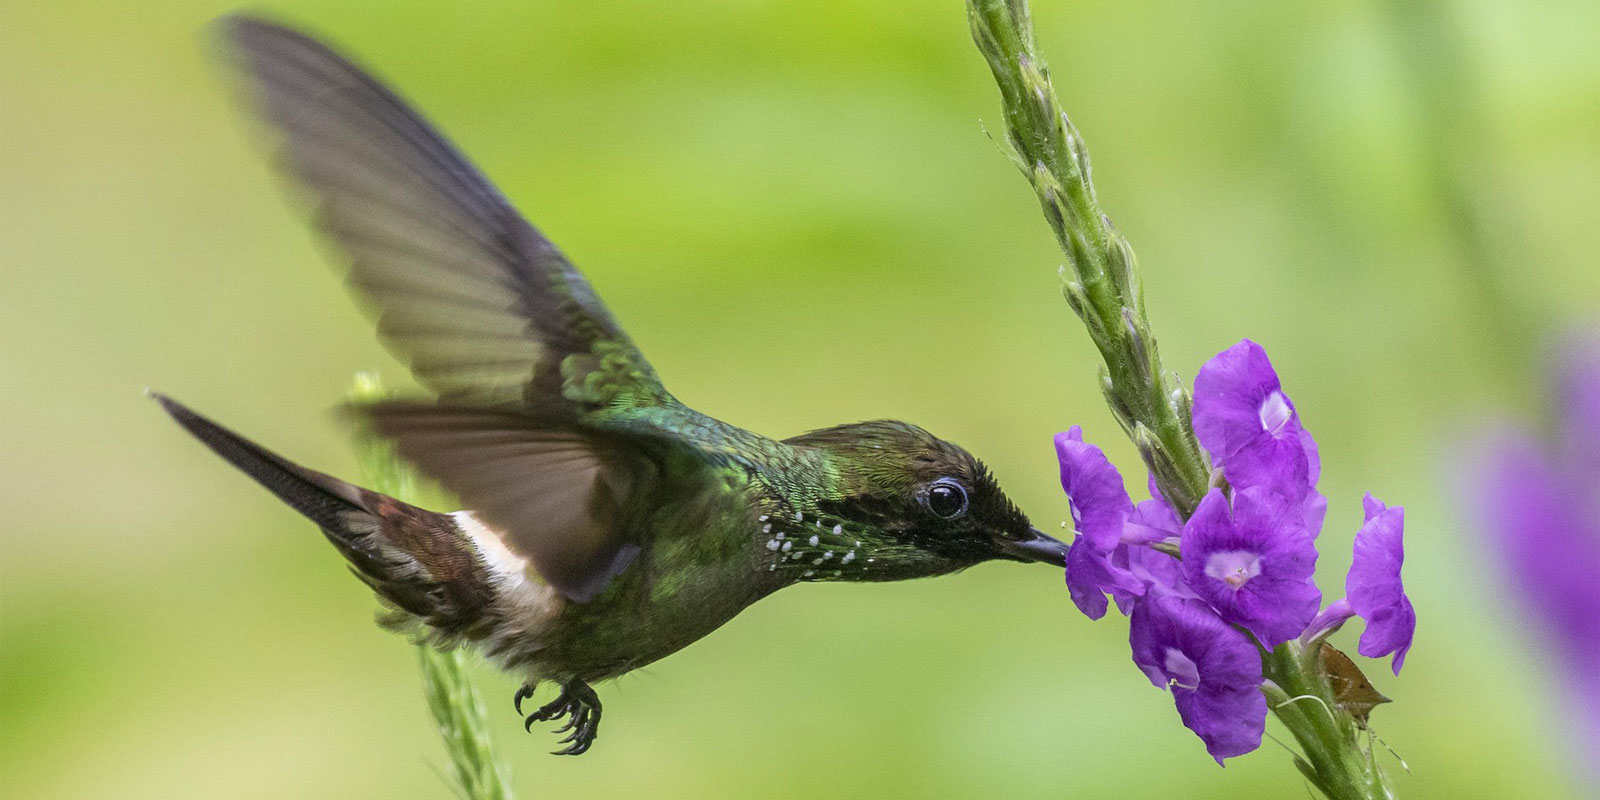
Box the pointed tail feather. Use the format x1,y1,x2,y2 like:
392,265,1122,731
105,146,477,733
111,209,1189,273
153,393,366,530
154,394,493,635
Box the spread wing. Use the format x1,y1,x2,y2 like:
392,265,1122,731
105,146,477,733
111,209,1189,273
222,16,707,600
364,405,653,602
223,15,659,415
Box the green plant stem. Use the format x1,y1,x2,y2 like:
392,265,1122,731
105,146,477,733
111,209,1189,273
967,0,1209,517
417,648,516,800
349,373,516,800
1263,644,1392,800
967,1,1396,797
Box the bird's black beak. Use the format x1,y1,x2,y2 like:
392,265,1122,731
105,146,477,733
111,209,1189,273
997,527,1071,567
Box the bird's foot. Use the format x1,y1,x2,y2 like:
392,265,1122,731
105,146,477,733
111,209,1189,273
515,679,602,756
513,682,537,715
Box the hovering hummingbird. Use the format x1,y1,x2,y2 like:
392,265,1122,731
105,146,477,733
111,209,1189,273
158,16,1067,756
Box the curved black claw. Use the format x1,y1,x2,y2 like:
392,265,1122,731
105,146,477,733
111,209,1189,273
518,680,602,756
512,683,537,716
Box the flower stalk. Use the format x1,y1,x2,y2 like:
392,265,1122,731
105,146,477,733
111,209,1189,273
349,373,516,800
967,0,1209,518
1264,643,1392,800
968,1,1401,797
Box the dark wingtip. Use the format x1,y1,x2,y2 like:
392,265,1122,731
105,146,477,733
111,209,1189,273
211,12,335,78
212,12,280,60
215,11,297,44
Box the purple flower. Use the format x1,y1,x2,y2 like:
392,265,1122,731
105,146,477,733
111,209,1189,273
1180,487,1321,647
1119,483,1192,609
1298,597,1353,646
1052,336,1415,768
1481,434,1600,673
1057,428,1145,618
1128,478,1183,546
1193,340,1320,504
1065,537,1143,619
1347,494,1414,674
1130,595,1266,763
1297,488,1330,544
1474,337,1600,783
1055,427,1133,551
1297,497,1415,663
1116,543,1197,610
1057,428,1189,618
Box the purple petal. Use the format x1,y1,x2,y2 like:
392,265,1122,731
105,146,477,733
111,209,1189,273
1192,340,1317,500
1066,535,1143,620
1480,435,1600,671
1300,488,1329,539
1181,488,1322,647
1347,494,1414,674
1065,540,1112,619
1126,545,1197,600
1299,598,1356,645
1055,427,1134,552
1112,546,1195,615
1129,595,1266,763
1126,496,1183,545
1473,339,1600,773
1174,687,1269,766
1361,493,1388,520
1300,427,1323,486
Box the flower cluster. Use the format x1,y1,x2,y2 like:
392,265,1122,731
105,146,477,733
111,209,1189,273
1057,340,1415,763
1474,338,1600,779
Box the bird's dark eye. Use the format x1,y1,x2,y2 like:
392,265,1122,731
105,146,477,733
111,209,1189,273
924,478,969,519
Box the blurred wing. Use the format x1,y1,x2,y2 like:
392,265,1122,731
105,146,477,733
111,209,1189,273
223,15,662,414
222,17,702,598
367,404,650,602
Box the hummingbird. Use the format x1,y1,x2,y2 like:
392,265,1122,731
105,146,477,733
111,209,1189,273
157,15,1068,756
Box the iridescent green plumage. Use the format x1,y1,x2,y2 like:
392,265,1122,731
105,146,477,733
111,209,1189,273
161,15,1068,756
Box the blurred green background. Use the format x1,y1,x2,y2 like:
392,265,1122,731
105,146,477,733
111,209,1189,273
3,0,1597,797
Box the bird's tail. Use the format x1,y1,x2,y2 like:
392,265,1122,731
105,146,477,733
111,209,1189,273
154,394,494,637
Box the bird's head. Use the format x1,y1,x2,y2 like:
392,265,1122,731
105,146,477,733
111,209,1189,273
777,421,1067,582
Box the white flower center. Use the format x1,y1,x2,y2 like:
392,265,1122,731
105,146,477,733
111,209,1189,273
1163,647,1200,691
1205,550,1263,589
1258,390,1293,437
